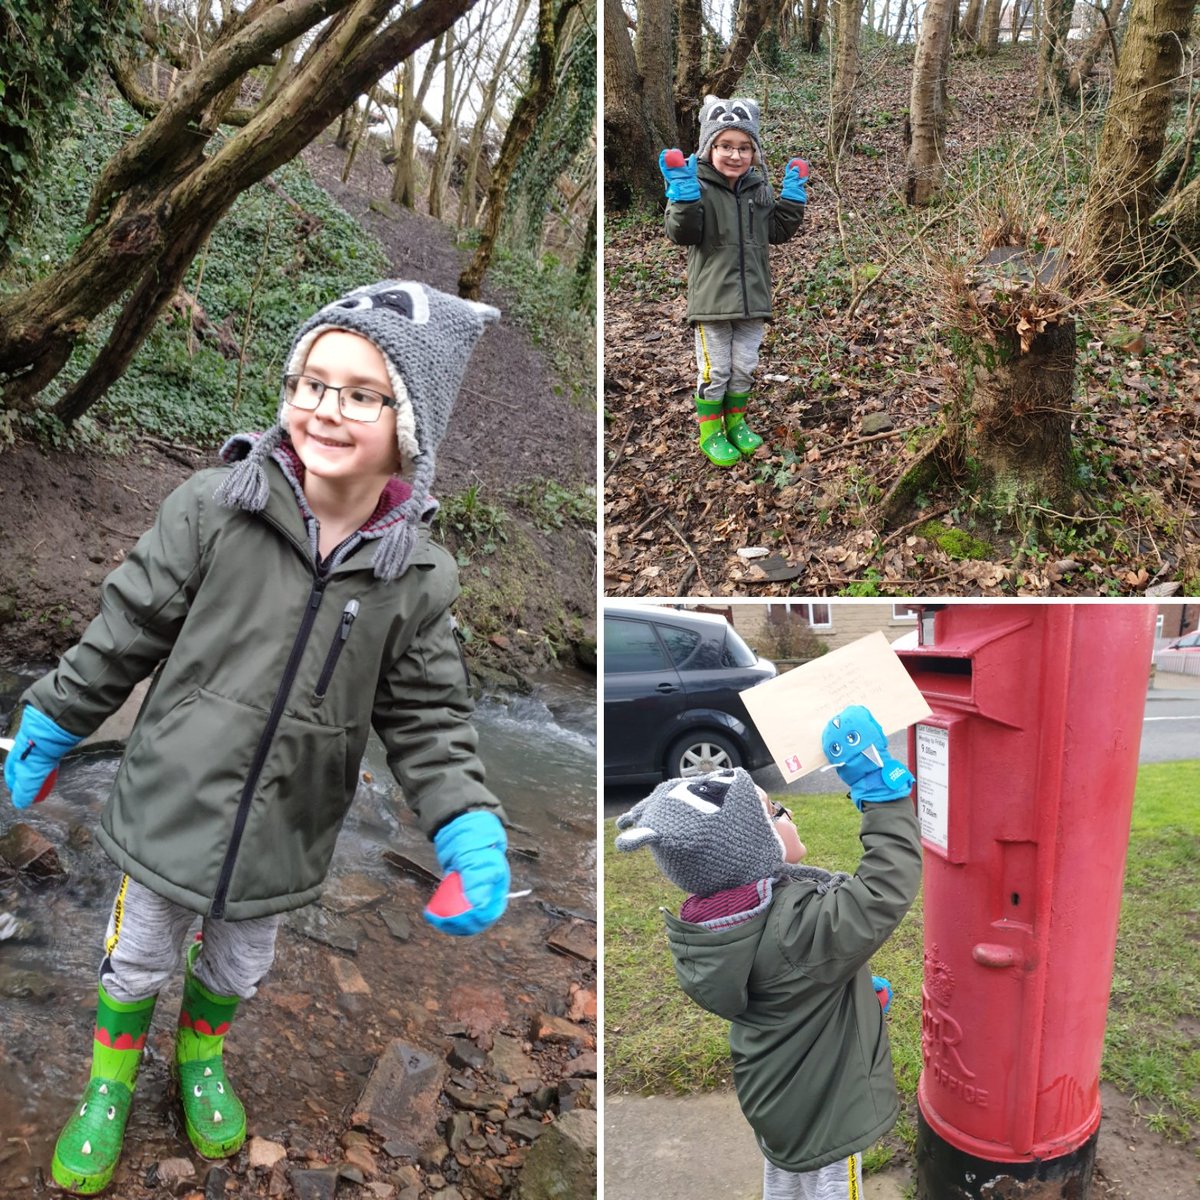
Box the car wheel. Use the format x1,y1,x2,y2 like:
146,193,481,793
667,731,743,779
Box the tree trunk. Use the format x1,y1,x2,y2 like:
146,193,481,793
960,0,984,45
635,0,675,149
830,0,866,152
1080,0,1195,278
1037,0,1076,102
803,0,829,51
0,0,481,419
1153,165,1200,247
459,0,577,299
458,0,532,229
603,0,661,211
981,0,1003,52
703,0,782,101
906,0,954,206
391,31,442,208
1065,0,1126,96
428,26,456,218
675,0,704,138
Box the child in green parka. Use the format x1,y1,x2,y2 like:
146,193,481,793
659,95,807,466
3,281,511,1194
614,706,922,1200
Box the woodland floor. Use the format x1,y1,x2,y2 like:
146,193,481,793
0,135,597,678
603,44,1200,598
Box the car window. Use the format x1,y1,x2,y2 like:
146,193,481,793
605,617,670,673
723,626,759,668
653,624,702,667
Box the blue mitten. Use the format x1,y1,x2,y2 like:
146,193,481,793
425,810,510,936
821,705,913,811
873,974,892,1014
780,157,809,203
3,706,82,808
658,148,700,203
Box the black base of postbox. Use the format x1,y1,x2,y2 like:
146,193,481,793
916,1110,1098,1199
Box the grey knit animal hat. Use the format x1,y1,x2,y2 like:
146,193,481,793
698,96,763,163
614,769,791,897
215,280,499,580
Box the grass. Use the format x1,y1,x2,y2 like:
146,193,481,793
604,761,1200,1166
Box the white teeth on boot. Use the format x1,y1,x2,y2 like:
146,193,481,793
213,1110,223,1123
203,1067,213,1077
98,1084,108,1095
81,1141,92,1155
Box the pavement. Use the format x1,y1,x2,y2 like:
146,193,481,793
603,1093,908,1200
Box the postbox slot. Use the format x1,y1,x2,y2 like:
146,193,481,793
907,657,973,702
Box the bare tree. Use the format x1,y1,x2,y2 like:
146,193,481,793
802,0,830,50
981,0,1004,50
390,32,443,206
906,0,955,205
636,0,675,150
1080,0,1195,276
960,0,986,45
1038,0,1077,101
0,0,481,421
603,0,661,209
1065,0,1127,95
830,0,866,151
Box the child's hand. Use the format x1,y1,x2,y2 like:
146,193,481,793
821,705,913,810
873,974,892,1014
780,157,809,203
424,810,510,936
659,149,700,203
2,707,81,808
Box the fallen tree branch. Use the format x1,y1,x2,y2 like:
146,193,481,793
664,515,711,593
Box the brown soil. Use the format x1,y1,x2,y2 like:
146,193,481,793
0,139,596,678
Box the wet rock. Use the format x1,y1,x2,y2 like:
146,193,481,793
379,904,413,941
529,1085,557,1113
529,1013,594,1048
430,1188,463,1200
464,1161,505,1198
486,1133,509,1156
0,965,56,1001
517,1109,597,1200
288,905,360,953
488,1033,537,1084
364,1184,396,1198
546,923,595,963
249,1136,288,1169
447,1038,487,1072
490,1106,510,1122
557,1078,588,1113
444,1081,506,1112
381,849,440,885
566,1050,597,1077
382,1138,420,1160
566,984,597,1021
0,823,65,878
203,1164,231,1199
339,1164,366,1184
391,1164,422,1188
290,1165,340,1200
329,955,371,994
504,1116,547,1142
397,1189,421,1200
321,871,388,914
353,1040,444,1144
155,1156,196,1184
420,1144,450,1171
517,1077,540,1096
446,1111,472,1151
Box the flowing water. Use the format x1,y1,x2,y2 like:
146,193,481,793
0,664,595,1191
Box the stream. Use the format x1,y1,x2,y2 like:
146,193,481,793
0,664,596,1193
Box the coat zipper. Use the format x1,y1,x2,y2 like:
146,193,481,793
736,179,750,317
312,599,360,704
211,575,327,918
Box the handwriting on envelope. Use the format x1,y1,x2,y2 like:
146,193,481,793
739,630,932,782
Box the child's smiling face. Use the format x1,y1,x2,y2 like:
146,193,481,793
710,134,756,183
286,330,403,486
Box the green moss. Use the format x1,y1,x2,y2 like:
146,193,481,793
917,521,992,560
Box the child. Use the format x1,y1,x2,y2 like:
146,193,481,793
659,96,808,467
614,706,921,1200
3,280,511,1195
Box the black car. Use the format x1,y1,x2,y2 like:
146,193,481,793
604,603,777,784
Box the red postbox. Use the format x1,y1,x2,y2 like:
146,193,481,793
897,603,1157,1198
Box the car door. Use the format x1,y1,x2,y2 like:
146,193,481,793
603,615,685,778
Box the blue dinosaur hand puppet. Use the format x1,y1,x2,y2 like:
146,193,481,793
821,705,914,810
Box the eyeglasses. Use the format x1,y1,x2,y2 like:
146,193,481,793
713,144,754,157
770,801,793,823
283,374,396,424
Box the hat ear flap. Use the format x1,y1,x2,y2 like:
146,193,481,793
614,827,661,852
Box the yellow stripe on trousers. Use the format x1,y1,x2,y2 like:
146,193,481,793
105,874,130,955
847,1155,860,1200
697,324,712,384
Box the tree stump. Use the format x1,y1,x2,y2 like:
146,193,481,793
962,247,1076,513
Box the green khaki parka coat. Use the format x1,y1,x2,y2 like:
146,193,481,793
664,161,805,323
23,457,501,921
663,800,922,1173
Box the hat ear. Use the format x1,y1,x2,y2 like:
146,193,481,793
614,827,661,852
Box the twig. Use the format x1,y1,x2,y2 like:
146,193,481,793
605,418,636,479
846,207,958,319
677,561,696,596
663,516,711,593
629,505,665,540
878,505,953,550
836,427,910,451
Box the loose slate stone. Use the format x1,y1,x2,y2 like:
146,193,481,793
352,1040,444,1144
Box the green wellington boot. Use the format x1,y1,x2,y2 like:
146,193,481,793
51,985,157,1194
695,395,741,467
175,943,246,1158
723,391,764,456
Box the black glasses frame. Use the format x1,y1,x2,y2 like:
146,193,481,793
283,374,397,424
